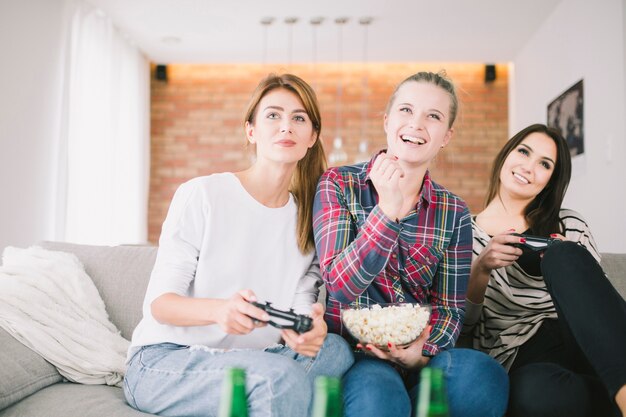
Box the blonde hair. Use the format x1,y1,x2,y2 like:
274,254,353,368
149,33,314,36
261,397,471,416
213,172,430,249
244,74,327,254
386,71,459,128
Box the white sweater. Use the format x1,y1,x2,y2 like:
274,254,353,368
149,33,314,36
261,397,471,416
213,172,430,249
130,173,320,351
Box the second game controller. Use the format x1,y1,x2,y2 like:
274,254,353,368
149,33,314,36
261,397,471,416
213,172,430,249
510,233,561,252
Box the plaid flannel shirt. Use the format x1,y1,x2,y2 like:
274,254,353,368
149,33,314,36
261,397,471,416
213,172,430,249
312,157,472,356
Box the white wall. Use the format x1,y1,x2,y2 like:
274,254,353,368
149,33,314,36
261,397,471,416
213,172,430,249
511,0,626,252
0,0,68,252
2,0,625,253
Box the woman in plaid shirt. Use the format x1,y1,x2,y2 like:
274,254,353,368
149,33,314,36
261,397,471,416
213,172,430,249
313,71,508,417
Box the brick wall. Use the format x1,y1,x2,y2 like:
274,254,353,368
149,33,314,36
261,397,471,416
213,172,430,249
149,63,508,243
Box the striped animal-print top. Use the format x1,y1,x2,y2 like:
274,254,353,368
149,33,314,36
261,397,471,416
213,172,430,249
463,208,600,370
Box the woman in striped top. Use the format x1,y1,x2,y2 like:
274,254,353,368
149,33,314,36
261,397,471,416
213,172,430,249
464,123,626,417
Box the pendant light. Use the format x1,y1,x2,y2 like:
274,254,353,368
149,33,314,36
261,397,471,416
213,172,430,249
328,17,349,167
252,17,274,166
284,17,298,68
310,17,323,90
355,17,373,163
260,17,274,65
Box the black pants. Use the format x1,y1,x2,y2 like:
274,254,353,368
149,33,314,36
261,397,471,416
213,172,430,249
507,241,626,417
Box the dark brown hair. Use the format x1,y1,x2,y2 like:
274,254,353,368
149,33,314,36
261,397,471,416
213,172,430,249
484,123,572,236
244,74,327,254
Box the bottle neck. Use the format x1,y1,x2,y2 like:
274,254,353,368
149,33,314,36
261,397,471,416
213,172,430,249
312,376,342,417
218,368,248,417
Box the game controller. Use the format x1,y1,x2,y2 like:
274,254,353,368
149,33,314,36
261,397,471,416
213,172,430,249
250,301,313,334
510,233,562,252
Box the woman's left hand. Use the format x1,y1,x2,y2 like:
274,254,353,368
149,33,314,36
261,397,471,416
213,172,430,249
357,325,432,371
281,303,327,357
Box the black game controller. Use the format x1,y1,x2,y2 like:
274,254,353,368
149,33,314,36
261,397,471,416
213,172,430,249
510,233,562,252
250,301,313,334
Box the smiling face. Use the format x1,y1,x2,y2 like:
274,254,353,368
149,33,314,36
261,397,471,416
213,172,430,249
499,132,558,201
245,88,317,165
383,81,453,167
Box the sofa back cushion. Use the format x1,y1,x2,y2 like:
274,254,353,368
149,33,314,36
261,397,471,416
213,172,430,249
39,242,157,340
601,253,626,299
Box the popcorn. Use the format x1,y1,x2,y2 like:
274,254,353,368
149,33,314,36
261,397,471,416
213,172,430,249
341,304,430,347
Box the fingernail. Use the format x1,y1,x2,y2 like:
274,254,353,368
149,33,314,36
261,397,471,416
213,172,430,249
550,234,557,237
263,314,270,321
388,342,392,349
394,156,399,160
520,238,526,243
365,346,372,351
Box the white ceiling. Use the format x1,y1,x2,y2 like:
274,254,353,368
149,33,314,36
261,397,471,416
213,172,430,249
89,0,563,64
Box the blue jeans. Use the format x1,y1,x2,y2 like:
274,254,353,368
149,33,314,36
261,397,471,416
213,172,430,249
343,348,509,417
123,334,353,417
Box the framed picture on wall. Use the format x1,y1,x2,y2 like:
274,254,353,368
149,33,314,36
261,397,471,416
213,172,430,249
547,79,584,157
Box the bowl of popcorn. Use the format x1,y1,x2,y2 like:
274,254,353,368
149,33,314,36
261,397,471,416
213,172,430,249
341,303,431,349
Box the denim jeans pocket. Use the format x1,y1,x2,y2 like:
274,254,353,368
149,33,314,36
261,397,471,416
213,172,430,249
138,343,189,367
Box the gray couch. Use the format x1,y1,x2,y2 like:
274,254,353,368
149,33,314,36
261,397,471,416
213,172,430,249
1,242,625,416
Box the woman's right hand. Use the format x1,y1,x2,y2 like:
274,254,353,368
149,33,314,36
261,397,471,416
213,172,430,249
475,231,524,273
358,324,432,371
214,290,270,335
369,152,404,221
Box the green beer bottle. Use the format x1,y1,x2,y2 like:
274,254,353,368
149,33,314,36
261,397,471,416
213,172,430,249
415,367,450,417
311,376,343,417
218,367,248,417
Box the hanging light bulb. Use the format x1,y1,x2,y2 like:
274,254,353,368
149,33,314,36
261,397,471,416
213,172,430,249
328,17,349,167
284,17,298,68
260,17,274,65
354,17,373,164
252,17,275,166
329,137,348,166
310,17,323,90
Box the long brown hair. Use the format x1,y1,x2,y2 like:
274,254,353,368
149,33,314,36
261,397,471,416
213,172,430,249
484,123,572,236
244,73,327,254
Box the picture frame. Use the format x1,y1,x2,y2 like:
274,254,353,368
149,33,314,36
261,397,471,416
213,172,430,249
547,79,584,157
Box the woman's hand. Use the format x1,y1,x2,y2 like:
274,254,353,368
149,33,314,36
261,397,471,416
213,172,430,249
214,289,269,335
357,325,432,371
369,152,405,221
281,303,327,357
467,231,523,304
475,230,524,273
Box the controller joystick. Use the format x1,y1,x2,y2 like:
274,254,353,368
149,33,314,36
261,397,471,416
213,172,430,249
250,301,313,334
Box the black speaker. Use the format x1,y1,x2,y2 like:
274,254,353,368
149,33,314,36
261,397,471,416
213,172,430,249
155,64,168,81
485,64,496,83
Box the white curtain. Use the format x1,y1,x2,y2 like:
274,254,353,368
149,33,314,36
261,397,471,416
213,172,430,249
58,1,150,245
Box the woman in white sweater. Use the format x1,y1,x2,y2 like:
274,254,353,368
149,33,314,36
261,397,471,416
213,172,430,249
123,74,353,417
464,123,626,417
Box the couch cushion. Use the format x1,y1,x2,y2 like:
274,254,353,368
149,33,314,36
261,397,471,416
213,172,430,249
38,242,157,340
0,328,62,411
601,252,626,299
0,383,155,417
